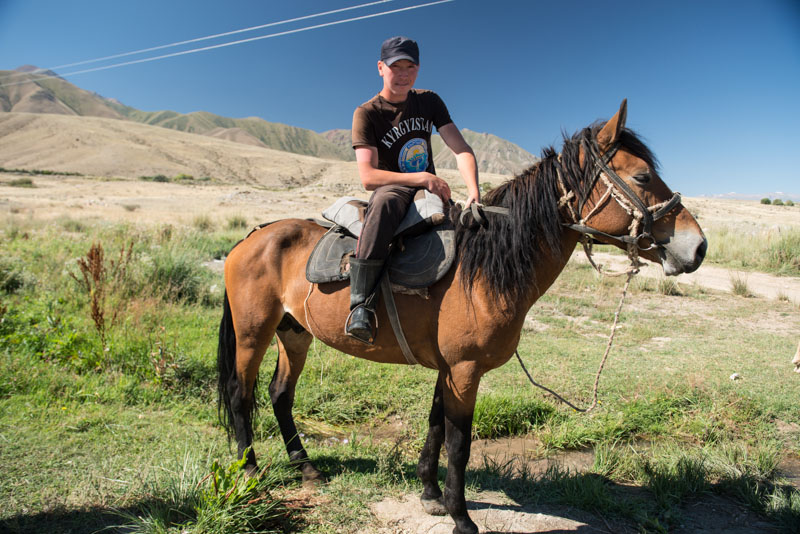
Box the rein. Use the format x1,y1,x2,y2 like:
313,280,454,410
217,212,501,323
461,137,682,413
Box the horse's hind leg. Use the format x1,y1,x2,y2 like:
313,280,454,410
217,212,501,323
271,314,325,484
418,372,447,515
218,292,276,473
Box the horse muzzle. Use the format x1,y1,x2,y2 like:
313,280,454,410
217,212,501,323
658,231,707,276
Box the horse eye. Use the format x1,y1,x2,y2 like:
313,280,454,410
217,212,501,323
632,172,651,185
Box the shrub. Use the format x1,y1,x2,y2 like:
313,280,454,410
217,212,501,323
657,277,681,296
174,173,194,181
730,273,752,297
773,199,784,206
9,177,35,188
0,258,28,293
143,247,212,304
193,215,214,232
227,215,248,230
760,198,771,205
139,174,169,182
59,216,87,233
785,200,795,207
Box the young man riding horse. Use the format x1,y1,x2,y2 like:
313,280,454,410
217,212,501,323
347,36,481,343
219,91,707,532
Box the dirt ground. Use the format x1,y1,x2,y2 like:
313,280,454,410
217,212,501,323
359,490,778,534
575,251,800,304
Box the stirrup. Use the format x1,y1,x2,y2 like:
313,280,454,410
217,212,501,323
345,304,375,345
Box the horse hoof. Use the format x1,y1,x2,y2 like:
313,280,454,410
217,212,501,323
301,463,327,487
420,496,447,516
244,464,259,478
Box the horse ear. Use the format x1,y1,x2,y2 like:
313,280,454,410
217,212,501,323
597,99,628,150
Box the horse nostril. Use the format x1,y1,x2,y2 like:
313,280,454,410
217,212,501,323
696,238,708,263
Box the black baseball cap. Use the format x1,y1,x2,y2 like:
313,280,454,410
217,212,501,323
380,36,419,66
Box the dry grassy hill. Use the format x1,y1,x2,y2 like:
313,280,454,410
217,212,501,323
0,111,511,225
1,68,540,173
0,112,340,188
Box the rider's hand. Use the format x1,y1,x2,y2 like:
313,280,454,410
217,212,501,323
464,190,480,209
422,173,451,202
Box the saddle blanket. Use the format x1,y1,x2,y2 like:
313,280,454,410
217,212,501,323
305,192,455,289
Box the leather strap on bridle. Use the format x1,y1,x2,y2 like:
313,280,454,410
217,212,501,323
557,138,682,276
569,139,682,247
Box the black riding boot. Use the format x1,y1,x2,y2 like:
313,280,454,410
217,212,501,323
346,257,384,344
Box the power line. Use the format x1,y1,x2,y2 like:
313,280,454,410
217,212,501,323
0,0,453,88
2,0,395,79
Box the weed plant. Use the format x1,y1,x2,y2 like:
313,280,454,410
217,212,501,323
730,272,753,297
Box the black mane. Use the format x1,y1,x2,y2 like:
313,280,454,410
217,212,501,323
453,124,659,305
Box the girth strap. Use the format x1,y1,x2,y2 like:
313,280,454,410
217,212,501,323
380,276,418,365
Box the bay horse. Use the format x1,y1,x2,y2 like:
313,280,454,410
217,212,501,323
217,100,706,534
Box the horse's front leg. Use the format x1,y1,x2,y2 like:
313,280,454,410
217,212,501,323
418,372,447,515
443,363,482,534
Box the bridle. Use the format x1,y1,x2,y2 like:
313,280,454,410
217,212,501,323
557,136,682,272
459,133,683,272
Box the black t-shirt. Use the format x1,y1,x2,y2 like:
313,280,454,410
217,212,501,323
351,89,452,175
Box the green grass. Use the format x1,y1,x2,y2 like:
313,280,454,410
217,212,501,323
1,216,799,533
705,226,800,276
472,395,554,439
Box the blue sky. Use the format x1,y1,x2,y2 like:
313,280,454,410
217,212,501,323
0,0,798,197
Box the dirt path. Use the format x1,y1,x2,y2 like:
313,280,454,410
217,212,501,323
359,493,609,534
573,251,800,304
360,489,776,534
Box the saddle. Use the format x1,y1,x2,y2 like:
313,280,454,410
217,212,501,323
304,190,456,366
305,190,455,290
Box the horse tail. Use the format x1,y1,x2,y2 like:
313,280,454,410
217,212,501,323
217,289,237,439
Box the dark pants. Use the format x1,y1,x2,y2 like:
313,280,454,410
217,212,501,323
355,184,418,260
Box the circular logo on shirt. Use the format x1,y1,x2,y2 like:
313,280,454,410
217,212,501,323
398,138,429,173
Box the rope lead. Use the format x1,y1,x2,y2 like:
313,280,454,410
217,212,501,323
516,269,635,413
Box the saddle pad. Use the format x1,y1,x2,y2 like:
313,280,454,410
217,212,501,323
321,189,446,240
305,220,456,289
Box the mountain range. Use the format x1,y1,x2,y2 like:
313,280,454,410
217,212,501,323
0,66,538,176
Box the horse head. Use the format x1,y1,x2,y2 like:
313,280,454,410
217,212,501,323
568,99,707,275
